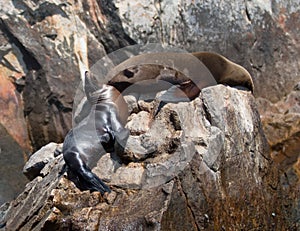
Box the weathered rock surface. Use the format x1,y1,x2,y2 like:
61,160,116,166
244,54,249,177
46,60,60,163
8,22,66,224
112,2,300,199
258,88,300,169
0,0,300,216
0,125,28,206
1,85,297,230
23,142,63,180
114,0,300,103
0,0,299,229
256,85,300,230
0,34,30,153
0,29,31,204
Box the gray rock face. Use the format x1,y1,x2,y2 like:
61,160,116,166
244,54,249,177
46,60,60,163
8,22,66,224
0,125,28,206
23,142,62,180
1,85,296,230
114,0,300,103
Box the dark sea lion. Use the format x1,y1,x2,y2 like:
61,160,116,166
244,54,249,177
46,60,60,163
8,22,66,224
62,71,129,194
108,52,253,100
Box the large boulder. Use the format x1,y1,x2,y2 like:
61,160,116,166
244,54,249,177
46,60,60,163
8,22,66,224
1,85,297,230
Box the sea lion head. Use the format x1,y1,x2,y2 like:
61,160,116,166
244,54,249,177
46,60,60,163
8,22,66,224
84,71,128,126
192,52,254,92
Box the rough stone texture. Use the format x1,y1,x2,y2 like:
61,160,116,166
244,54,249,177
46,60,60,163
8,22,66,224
0,124,28,206
257,86,300,167
114,0,300,103
256,86,300,231
1,85,297,230
0,32,30,153
0,29,31,204
112,2,300,191
23,142,63,180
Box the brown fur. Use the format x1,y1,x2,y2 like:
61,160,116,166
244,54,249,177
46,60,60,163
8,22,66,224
108,52,254,100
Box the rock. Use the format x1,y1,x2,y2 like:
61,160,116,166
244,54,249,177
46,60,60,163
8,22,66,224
0,155,65,230
126,111,151,135
0,36,30,153
1,85,296,230
112,2,300,204
256,86,300,216
23,142,62,180
114,0,300,103
0,0,299,229
124,94,139,114
0,124,28,205
257,89,300,168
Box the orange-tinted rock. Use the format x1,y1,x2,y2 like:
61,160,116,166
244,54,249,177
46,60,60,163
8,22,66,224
0,51,30,152
258,90,300,169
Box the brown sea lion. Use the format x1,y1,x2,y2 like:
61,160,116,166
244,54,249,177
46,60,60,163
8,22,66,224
107,52,253,100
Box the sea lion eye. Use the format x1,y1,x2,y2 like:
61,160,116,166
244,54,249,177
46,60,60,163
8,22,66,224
123,69,134,78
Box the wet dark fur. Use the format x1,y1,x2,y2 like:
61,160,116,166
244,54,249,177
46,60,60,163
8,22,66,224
62,72,129,194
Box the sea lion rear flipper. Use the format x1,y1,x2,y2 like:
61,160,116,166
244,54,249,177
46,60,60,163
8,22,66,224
79,169,111,193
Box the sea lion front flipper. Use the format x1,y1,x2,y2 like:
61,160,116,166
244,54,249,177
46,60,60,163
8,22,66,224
64,151,111,194
79,168,111,193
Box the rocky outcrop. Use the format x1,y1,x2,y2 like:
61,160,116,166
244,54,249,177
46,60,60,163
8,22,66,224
1,0,299,153
0,0,299,229
0,125,28,206
114,0,300,103
1,85,297,230
256,86,300,230
258,87,300,170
